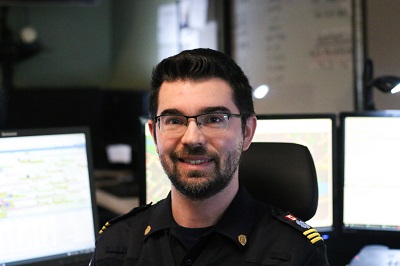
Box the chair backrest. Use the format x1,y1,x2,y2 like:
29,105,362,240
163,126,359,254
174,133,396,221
239,142,318,221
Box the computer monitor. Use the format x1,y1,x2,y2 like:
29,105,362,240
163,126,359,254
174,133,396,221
252,114,336,231
0,127,99,266
341,111,400,233
140,114,336,232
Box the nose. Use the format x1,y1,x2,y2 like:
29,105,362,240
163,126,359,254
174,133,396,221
180,118,206,145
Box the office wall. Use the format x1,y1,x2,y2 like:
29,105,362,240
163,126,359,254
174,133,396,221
3,0,399,111
366,0,400,110
109,0,171,89
3,0,171,90
6,0,112,88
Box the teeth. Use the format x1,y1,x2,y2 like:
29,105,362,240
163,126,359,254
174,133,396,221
185,159,208,165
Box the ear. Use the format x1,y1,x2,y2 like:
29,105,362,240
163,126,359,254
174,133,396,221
148,119,159,153
242,115,257,152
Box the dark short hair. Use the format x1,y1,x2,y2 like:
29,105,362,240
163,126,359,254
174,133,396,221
149,48,255,128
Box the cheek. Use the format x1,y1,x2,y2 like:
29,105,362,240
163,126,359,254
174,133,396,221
214,135,244,155
156,138,177,156
224,129,244,145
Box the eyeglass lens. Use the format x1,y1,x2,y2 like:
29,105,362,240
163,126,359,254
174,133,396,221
158,113,230,135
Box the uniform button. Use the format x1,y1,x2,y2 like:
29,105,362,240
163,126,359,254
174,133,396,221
185,259,193,265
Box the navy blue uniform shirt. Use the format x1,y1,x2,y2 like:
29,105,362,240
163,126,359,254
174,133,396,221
90,187,330,265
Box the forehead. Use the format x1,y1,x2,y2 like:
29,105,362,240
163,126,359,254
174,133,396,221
157,78,238,115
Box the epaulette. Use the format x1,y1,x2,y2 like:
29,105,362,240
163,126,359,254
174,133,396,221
271,209,324,245
98,203,152,235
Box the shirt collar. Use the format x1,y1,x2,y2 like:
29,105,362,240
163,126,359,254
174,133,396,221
144,187,257,250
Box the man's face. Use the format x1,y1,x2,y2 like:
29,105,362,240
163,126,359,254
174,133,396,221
149,78,255,201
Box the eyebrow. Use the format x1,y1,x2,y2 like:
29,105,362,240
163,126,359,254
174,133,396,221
159,109,182,116
159,106,233,116
200,106,232,114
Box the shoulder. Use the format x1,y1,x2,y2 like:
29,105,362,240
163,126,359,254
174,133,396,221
253,203,325,247
248,204,329,264
92,203,155,264
98,203,153,237
270,208,325,245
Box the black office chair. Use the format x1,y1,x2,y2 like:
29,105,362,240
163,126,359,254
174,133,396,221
239,142,318,221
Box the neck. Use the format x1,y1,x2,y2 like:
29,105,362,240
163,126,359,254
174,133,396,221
171,178,239,228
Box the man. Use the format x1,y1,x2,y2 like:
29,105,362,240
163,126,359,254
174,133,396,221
90,48,330,265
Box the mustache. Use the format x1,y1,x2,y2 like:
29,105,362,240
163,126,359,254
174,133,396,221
171,146,214,158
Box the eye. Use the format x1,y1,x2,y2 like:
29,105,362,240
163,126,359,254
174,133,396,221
202,114,227,125
163,116,186,125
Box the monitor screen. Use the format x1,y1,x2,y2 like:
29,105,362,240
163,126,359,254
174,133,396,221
341,111,400,232
252,114,336,231
141,114,336,231
142,121,170,205
0,127,98,266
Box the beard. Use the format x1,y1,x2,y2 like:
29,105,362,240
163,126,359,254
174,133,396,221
159,143,243,201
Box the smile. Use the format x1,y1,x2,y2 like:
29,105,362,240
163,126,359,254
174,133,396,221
183,159,212,165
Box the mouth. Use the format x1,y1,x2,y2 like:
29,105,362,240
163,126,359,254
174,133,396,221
172,147,216,170
182,159,212,165
177,157,214,171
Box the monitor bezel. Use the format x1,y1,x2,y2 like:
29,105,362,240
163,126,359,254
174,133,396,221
138,117,149,206
0,0,99,6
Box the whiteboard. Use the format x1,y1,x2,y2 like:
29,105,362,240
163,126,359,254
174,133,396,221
231,0,354,114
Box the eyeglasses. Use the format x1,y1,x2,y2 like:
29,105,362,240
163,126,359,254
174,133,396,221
154,113,243,136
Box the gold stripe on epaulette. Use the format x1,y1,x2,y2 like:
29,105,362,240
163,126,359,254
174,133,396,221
303,228,317,235
303,228,323,244
99,222,111,234
310,236,324,244
307,232,320,239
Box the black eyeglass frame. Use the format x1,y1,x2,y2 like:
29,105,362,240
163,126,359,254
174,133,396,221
153,113,244,134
